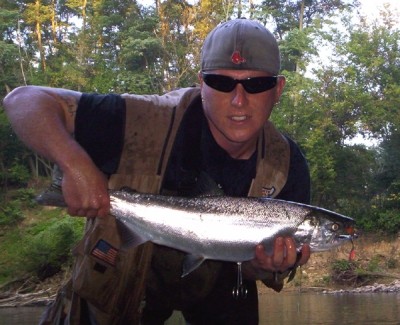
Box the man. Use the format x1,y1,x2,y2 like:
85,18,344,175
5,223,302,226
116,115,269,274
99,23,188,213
4,18,311,324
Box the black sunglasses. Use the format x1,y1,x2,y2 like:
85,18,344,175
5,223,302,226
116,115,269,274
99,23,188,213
202,73,278,94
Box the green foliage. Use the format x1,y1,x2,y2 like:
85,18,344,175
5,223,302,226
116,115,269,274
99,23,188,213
0,106,40,190
330,253,400,286
0,200,24,226
15,187,36,204
22,216,84,280
280,27,317,72
0,206,85,284
372,209,400,235
355,179,400,234
330,259,359,285
0,227,24,283
335,14,400,136
0,188,36,226
366,255,381,273
332,259,354,272
0,40,21,92
5,160,31,186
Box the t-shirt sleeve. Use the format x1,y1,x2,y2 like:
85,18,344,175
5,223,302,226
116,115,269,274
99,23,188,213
276,137,311,204
75,93,126,175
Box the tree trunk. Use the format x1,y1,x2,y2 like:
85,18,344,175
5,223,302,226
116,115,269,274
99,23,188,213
35,0,46,72
297,0,305,73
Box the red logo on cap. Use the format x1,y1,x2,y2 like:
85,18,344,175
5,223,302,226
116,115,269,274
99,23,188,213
231,51,246,64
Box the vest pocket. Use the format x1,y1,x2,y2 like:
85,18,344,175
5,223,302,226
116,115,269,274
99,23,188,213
71,236,120,313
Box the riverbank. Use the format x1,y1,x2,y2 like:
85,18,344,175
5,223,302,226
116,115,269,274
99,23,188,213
258,233,400,295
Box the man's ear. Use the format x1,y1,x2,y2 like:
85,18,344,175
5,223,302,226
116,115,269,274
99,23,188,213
276,75,286,97
273,75,286,104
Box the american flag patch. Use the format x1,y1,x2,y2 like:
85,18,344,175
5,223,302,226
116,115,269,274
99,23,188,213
91,239,118,267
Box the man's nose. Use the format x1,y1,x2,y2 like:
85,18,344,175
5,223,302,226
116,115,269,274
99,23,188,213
231,84,248,107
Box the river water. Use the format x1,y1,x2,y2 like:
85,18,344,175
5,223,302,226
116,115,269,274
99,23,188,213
0,292,399,324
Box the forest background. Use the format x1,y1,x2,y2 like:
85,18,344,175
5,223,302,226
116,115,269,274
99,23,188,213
0,0,399,285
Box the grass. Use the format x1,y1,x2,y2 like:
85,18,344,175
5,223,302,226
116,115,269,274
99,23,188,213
0,199,85,286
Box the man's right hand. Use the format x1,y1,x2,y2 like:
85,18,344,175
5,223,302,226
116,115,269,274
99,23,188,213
62,162,111,218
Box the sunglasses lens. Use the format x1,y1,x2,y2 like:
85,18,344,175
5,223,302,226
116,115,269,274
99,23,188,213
243,77,277,94
202,74,236,92
202,74,277,94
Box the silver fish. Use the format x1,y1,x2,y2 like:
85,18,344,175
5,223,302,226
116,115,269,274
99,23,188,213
109,191,356,276
36,188,356,276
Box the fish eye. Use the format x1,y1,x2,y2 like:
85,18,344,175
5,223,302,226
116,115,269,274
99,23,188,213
331,223,340,231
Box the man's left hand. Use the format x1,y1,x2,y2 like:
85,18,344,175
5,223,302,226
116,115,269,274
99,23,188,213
243,236,310,279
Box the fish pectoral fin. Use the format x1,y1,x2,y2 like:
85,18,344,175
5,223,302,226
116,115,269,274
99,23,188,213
182,254,206,277
116,220,149,249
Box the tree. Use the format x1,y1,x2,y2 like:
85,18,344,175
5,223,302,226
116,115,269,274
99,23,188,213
335,9,400,139
119,6,165,94
272,4,399,214
255,0,359,72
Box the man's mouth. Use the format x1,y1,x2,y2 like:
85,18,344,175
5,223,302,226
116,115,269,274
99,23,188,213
231,115,248,122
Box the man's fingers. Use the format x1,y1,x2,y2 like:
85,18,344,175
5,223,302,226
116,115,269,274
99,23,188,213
283,237,298,266
253,238,311,273
272,237,285,267
297,244,311,266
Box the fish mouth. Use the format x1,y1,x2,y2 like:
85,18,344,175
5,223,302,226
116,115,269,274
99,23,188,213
339,234,358,240
324,233,357,250
309,233,357,252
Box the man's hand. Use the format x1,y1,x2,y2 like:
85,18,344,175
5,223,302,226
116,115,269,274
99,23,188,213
253,237,310,272
61,161,111,218
243,237,310,280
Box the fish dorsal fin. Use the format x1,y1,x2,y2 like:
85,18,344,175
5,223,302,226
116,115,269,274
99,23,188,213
116,219,150,249
182,254,206,277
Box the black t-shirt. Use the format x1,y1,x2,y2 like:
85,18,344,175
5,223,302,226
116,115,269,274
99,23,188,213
75,93,310,204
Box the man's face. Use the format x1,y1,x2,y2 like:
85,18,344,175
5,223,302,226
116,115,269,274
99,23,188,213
199,69,285,159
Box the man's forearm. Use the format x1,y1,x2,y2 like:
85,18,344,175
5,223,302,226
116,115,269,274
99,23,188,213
3,85,83,166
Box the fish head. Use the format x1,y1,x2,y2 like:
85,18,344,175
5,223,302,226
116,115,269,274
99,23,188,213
294,209,356,252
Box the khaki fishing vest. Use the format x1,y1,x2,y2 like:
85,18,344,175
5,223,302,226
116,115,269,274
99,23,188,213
110,86,289,196
67,87,290,324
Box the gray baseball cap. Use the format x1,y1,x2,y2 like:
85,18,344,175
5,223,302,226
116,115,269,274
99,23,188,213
201,18,280,74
